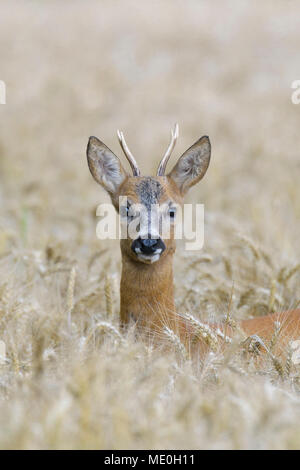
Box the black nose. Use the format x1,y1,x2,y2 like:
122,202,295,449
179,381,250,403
131,237,166,255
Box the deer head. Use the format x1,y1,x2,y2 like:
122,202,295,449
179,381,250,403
86,128,300,356
87,124,211,266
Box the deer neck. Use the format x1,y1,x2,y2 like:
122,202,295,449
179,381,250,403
120,251,177,332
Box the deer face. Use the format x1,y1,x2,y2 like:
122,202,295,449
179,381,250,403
87,125,211,264
117,175,182,264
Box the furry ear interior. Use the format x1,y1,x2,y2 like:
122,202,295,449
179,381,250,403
87,136,128,196
168,136,211,194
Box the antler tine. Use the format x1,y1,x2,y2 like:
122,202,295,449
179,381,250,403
157,123,179,176
117,130,141,176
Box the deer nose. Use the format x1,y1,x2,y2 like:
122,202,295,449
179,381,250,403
132,237,166,255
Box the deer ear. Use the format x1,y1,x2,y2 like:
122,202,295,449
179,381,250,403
168,136,211,194
87,136,128,195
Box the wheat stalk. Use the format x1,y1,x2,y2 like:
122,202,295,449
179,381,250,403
105,275,113,318
163,326,188,360
269,320,282,353
67,266,76,330
86,321,124,346
182,313,219,351
285,345,293,377
278,264,300,284
238,234,261,260
268,279,277,311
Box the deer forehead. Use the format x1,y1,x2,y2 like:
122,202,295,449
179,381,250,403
119,176,182,206
136,177,164,209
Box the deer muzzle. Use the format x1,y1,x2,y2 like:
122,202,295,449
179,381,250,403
131,236,166,263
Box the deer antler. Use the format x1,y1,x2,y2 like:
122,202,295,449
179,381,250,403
157,123,179,176
117,130,141,176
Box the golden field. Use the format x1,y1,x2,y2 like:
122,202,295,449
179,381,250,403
0,0,299,449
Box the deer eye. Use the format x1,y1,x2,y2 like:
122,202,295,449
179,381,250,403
125,204,139,222
126,206,135,221
120,204,131,219
168,208,176,219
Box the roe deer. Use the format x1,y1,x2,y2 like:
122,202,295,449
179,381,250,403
87,125,300,358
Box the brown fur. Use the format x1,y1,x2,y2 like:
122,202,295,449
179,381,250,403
87,131,300,359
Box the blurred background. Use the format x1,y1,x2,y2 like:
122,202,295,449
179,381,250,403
1,0,299,255
0,0,299,449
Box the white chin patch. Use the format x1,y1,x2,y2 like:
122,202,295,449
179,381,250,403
137,253,160,264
